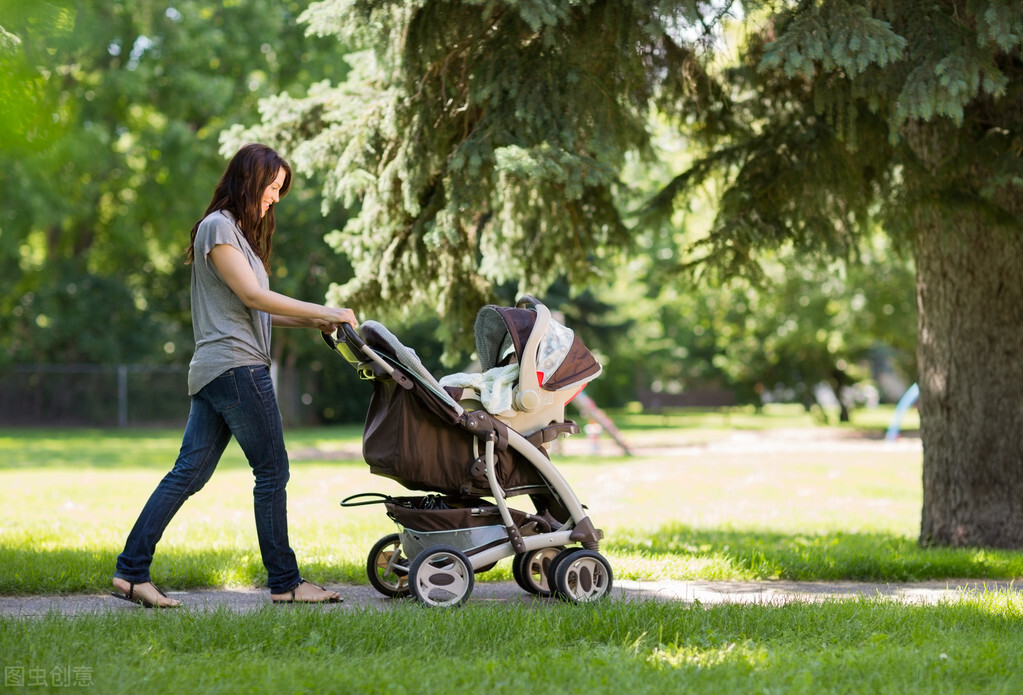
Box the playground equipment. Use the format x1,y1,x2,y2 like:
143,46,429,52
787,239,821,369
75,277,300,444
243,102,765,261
885,382,919,441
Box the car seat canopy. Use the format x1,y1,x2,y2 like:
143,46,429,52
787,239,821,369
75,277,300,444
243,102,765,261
474,305,602,392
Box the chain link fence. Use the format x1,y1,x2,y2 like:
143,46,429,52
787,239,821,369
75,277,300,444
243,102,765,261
0,365,332,427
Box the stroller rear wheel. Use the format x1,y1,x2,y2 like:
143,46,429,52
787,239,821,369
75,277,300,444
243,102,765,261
367,533,411,598
409,545,475,608
552,549,613,603
512,547,564,597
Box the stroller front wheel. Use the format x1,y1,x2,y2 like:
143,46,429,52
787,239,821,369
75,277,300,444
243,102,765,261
367,533,411,598
409,545,475,608
553,549,613,603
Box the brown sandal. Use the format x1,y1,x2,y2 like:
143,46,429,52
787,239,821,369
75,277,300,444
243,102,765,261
271,580,342,604
111,579,180,608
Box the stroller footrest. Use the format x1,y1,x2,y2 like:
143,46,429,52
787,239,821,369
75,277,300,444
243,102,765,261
525,421,581,447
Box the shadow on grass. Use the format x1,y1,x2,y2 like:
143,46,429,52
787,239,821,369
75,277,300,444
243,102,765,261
0,427,365,469
7,525,1022,595
0,545,366,595
607,523,1023,582
0,429,235,470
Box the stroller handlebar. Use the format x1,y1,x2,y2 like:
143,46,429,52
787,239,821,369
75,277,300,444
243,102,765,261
320,322,370,370
321,322,365,352
340,321,365,349
321,321,416,391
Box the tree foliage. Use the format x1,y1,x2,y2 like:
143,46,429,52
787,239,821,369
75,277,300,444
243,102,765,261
655,1,1022,548
239,0,739,358
649,0,1023,267
0,0,352,366
585,229,916,412
241,0,930,365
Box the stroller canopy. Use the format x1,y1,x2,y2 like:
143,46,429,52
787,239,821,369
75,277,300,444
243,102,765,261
474,303,602,392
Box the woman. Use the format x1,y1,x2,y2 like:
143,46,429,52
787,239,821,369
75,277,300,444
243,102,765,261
112,143,356,607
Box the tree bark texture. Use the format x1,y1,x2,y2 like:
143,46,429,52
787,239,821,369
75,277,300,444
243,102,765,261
914,213,1023,547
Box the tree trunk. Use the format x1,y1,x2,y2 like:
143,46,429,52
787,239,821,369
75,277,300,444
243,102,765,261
914,215,1023,547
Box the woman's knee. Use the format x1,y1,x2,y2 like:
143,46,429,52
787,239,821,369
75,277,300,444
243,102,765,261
166,455,218,495
252,462,290,493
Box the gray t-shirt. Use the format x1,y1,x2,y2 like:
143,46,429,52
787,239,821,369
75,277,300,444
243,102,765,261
187,210,272,395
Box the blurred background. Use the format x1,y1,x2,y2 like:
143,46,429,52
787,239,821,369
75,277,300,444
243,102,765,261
0,1,917,428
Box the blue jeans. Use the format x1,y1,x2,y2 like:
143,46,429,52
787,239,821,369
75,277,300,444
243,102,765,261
114,365,302,594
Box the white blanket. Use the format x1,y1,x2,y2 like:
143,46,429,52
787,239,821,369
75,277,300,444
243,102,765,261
439,364,520,414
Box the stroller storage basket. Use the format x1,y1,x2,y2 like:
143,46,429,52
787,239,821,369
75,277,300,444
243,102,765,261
384,496,533,532
385,496,539,562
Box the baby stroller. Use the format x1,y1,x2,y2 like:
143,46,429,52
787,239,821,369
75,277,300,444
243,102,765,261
324,296,613,607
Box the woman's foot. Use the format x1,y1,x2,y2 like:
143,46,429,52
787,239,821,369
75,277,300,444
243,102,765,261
111,577,180,608
271,580,342,604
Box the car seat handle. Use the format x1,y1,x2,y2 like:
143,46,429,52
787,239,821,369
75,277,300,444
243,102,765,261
514,296,550,411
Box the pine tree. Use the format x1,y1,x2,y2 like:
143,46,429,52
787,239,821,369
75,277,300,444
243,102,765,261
240,0,726,356
678,0,1023,549
248,0,1023,547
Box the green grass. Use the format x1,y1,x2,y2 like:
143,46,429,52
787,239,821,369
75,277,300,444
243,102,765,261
2,597,1021,693
0,407,1009,597
614,401,919,434
5,410,1023,694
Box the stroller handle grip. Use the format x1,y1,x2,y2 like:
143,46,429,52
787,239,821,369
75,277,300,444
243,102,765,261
321,321,415,391
340,321,365,349
321,323,372,373
321,322,365,352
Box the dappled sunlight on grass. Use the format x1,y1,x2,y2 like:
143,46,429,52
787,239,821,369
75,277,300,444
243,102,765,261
611,402,919,436
2,421,1016,596
3,590,1020,693
0,462,408,593
565,445,923,538
606,524,1023,582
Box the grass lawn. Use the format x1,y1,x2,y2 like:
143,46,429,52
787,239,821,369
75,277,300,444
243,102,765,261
2,405,1022,693
4,597,1022,694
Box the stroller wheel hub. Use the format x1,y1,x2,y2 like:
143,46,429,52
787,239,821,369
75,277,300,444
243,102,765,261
408,545,475,608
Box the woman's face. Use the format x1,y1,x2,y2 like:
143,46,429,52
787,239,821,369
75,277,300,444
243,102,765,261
260,168,287,218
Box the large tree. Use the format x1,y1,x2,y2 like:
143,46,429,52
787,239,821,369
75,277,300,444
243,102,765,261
250,0,1023,548
679,1,1023,548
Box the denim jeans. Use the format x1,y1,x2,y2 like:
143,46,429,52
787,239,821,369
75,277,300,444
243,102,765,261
114,365,302,594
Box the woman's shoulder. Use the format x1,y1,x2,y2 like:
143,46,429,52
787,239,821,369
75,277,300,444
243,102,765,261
195,210,243,244
198,209,239,230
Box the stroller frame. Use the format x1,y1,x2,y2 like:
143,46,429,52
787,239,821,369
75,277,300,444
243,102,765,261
327,297,612,607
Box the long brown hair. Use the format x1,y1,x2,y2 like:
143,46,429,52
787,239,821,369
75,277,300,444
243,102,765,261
186,143,292,271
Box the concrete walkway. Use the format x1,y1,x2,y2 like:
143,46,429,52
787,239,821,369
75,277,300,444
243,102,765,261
2,578,1017,617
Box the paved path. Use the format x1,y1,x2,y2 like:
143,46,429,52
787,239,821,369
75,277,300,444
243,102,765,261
2,579,1017,617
